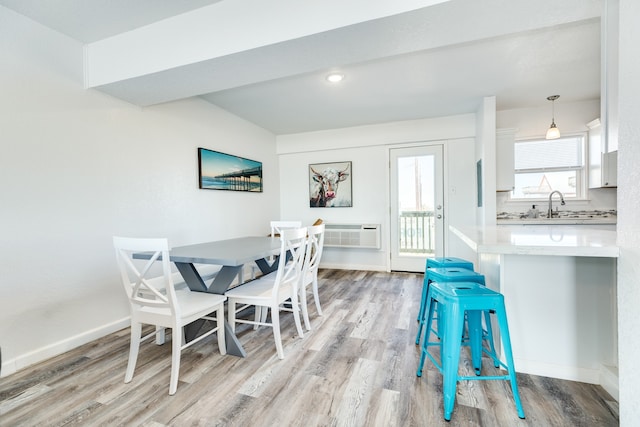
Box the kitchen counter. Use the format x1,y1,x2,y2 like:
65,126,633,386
451,224,619,257
450,224,619,399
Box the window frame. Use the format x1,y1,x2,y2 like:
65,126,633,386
510,132,588,201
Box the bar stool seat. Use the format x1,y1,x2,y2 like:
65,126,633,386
417,258,474,324
426,257,474,270
420,258,474,318
427,266,485,283
416,281,525,421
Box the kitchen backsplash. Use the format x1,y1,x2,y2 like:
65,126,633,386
497,209,617,220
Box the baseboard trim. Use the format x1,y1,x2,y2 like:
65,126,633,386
319,263,386,272
600,364,619,401
511,359,619,400
514,358,602,384
1,317,130,378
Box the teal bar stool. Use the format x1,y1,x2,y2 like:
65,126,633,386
416,281,525,421
417,267,496,374
418,257,474,323
426,257,474,270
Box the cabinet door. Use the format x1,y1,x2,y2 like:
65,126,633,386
496,129,515,192
588,119,604,188
603,151,617,187
588,119,617,188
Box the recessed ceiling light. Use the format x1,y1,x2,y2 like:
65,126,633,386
326,73,344,83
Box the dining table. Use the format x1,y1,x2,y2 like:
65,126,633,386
134,236,281,357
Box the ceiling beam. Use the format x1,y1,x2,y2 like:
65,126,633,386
84,0,600,107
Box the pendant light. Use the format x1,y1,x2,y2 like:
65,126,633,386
545,95,560,140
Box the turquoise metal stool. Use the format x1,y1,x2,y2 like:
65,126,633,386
417,258,474,323
415,267,496,374
426,257,474,270
416,257,473,324
416,281,525,421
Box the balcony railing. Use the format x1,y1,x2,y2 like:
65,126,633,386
399,211,435,254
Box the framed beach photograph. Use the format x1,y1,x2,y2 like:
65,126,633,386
198,148,263,192
309,161,352,207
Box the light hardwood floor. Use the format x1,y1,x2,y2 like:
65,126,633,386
0,270,619,426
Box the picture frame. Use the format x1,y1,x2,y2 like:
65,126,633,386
309,161,352,207
198,148,263,192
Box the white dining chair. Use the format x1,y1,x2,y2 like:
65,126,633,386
299,223,326,330
249,220,302,283
256,220,321,329
225,227,307,359
270,220,302,237
113,236,227,395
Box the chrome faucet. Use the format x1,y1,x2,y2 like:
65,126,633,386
547,190,566,218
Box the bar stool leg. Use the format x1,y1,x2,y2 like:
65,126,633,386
417,276,429,321
467,309,483,375
442,303,465,421
496,306,526,419
483,310,500,368
417,290,437,377
415,277,429,344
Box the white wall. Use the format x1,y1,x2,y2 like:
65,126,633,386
497,99,600,139
475,96,497,226
0,7,279,376
279,145,388,270
616,0,640,423
277,115,477,271
444,138,477,260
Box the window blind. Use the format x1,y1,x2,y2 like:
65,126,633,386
515,136,583,170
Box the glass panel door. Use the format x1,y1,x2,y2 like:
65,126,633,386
390,145,444,272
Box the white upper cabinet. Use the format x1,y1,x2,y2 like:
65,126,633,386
496,128,516,192
588,118,617,188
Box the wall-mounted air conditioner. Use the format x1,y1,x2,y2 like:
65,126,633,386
324,223,381,249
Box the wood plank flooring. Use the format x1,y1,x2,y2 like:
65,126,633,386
0,269,619,426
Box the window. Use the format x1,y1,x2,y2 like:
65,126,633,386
512,135,586,199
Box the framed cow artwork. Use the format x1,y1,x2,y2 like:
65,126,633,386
309,161,352,207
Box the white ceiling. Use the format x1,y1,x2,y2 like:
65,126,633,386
0,0,225,42
0,0,602,135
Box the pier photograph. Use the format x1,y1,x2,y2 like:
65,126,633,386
198,148,263,192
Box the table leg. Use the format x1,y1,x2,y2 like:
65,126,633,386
208,265,242,294
223,321,247,357
175,262,247,357
254,257,279,274
174,263,208,291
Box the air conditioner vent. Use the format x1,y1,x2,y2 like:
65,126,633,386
324,223,381,249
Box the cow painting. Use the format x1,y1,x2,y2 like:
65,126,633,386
309,162,352,207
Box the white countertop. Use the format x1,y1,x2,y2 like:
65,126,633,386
451,224,619,258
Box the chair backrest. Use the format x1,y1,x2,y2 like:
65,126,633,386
270,220,302,238
113,236,179,316
303,223,325,279
271,227,307,297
